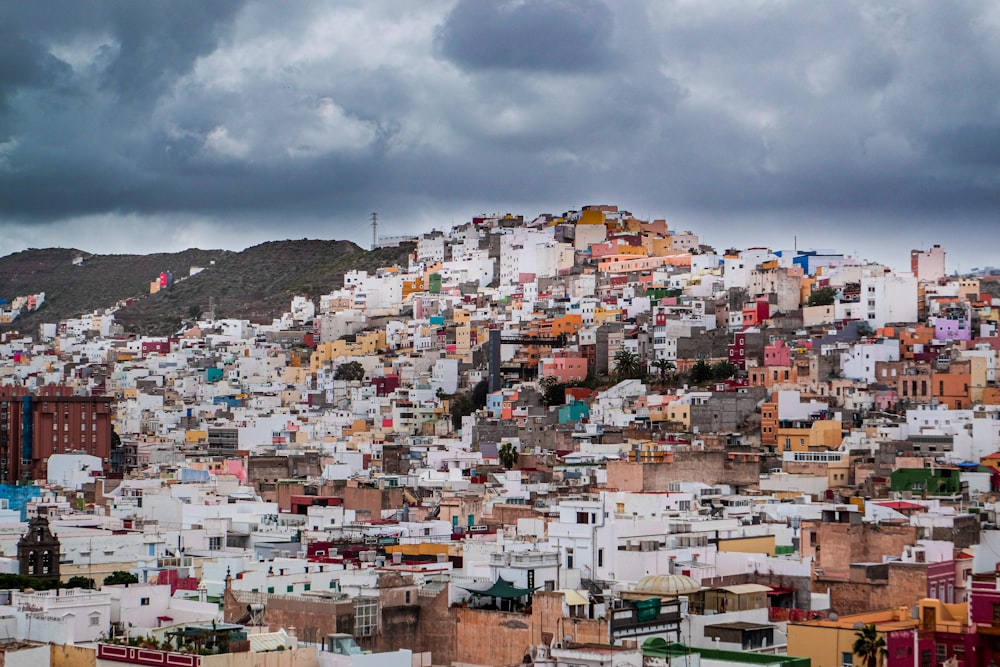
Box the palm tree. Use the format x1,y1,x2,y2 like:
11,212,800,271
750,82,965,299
498,442,517,470
852,623,886,667
651,358,676,387
613,349,641,380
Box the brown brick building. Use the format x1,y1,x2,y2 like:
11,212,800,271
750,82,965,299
0,385,114,482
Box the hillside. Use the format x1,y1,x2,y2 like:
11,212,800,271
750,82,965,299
0,240,414,336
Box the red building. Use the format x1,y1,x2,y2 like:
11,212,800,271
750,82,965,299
0,385,114,482
141,338,173,357
728,332,749,370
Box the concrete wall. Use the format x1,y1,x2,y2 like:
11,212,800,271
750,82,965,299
820,562,927,616
51,644,96,667
802,521,917,579
606,452,760,491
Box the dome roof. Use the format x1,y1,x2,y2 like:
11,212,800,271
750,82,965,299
634,574,701,596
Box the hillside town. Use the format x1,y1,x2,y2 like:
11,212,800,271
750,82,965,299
2,205,1000,667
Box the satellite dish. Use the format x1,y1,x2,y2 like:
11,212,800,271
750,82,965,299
828,613,839,621
853,621,864,630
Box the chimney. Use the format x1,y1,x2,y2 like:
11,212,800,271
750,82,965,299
668,555,676,574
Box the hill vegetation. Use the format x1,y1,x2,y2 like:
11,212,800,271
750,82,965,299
0,240,414,336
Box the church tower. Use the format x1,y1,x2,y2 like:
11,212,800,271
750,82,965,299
18,513,61,582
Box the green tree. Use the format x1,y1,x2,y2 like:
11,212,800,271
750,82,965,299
807,286,838,307
711,360,738,381
450,380,491,431
498,442,517,469
470,379,489,408
613,349,642,380
539,376,568,406
651,359,676,386
104,571,139,586
65,576,95,590
334,360,365,381
689,358,713,385
852,624,886,667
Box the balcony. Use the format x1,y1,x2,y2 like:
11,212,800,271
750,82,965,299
609,598,682,641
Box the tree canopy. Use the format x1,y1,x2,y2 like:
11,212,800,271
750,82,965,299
498,442,517,469
852,623,886,667
613,349,642,380
807,286,837,307
104,571,139,586
334,360,365,381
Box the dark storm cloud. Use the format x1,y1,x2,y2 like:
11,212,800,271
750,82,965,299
435,0,615,72
0,1,997,268
0,26,72,109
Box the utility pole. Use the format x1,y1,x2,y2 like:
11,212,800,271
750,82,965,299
371,212,378,250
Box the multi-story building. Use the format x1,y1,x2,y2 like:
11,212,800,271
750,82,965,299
0,385,113,482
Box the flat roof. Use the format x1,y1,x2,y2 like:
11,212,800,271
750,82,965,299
705,622,775,631
715,584,772,595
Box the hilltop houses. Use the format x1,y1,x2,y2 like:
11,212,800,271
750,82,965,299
0,205,998,666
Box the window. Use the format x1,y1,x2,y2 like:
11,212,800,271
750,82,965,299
140,597,150,606
354,598,378,637
936,644,947,663
405,591,411,604
90,615,101,626
267,586,274,594
842,651,854,667
287,585,294,593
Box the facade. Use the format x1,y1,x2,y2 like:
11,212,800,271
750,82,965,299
0,385,114,482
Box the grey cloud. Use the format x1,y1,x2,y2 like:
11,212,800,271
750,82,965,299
0,1,998,270
435,0,615,72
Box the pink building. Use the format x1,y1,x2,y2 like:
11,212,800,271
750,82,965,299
539,351,588,383
764,339,791,367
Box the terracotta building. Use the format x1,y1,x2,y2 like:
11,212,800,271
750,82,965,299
0,385,114,482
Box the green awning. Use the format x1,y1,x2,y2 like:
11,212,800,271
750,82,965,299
634,597,662,622
463,577,535,599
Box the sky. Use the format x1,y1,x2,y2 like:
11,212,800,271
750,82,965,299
1,1,999,273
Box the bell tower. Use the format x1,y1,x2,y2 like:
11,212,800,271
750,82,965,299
18,513,61,582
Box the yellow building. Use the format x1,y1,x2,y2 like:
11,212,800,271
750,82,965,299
776,419,843,452
593,306,623,326
311,330,387,369
645,236,674,256
665,402,691,429
185,430,208,445
787,607,917,667
717,534,776,556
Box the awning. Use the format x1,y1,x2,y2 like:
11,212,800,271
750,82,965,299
716,584,772,595
766,587,794,596
560,589,589,606
463,577,535,599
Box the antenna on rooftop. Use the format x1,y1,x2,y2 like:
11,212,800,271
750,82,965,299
371,212,378,250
